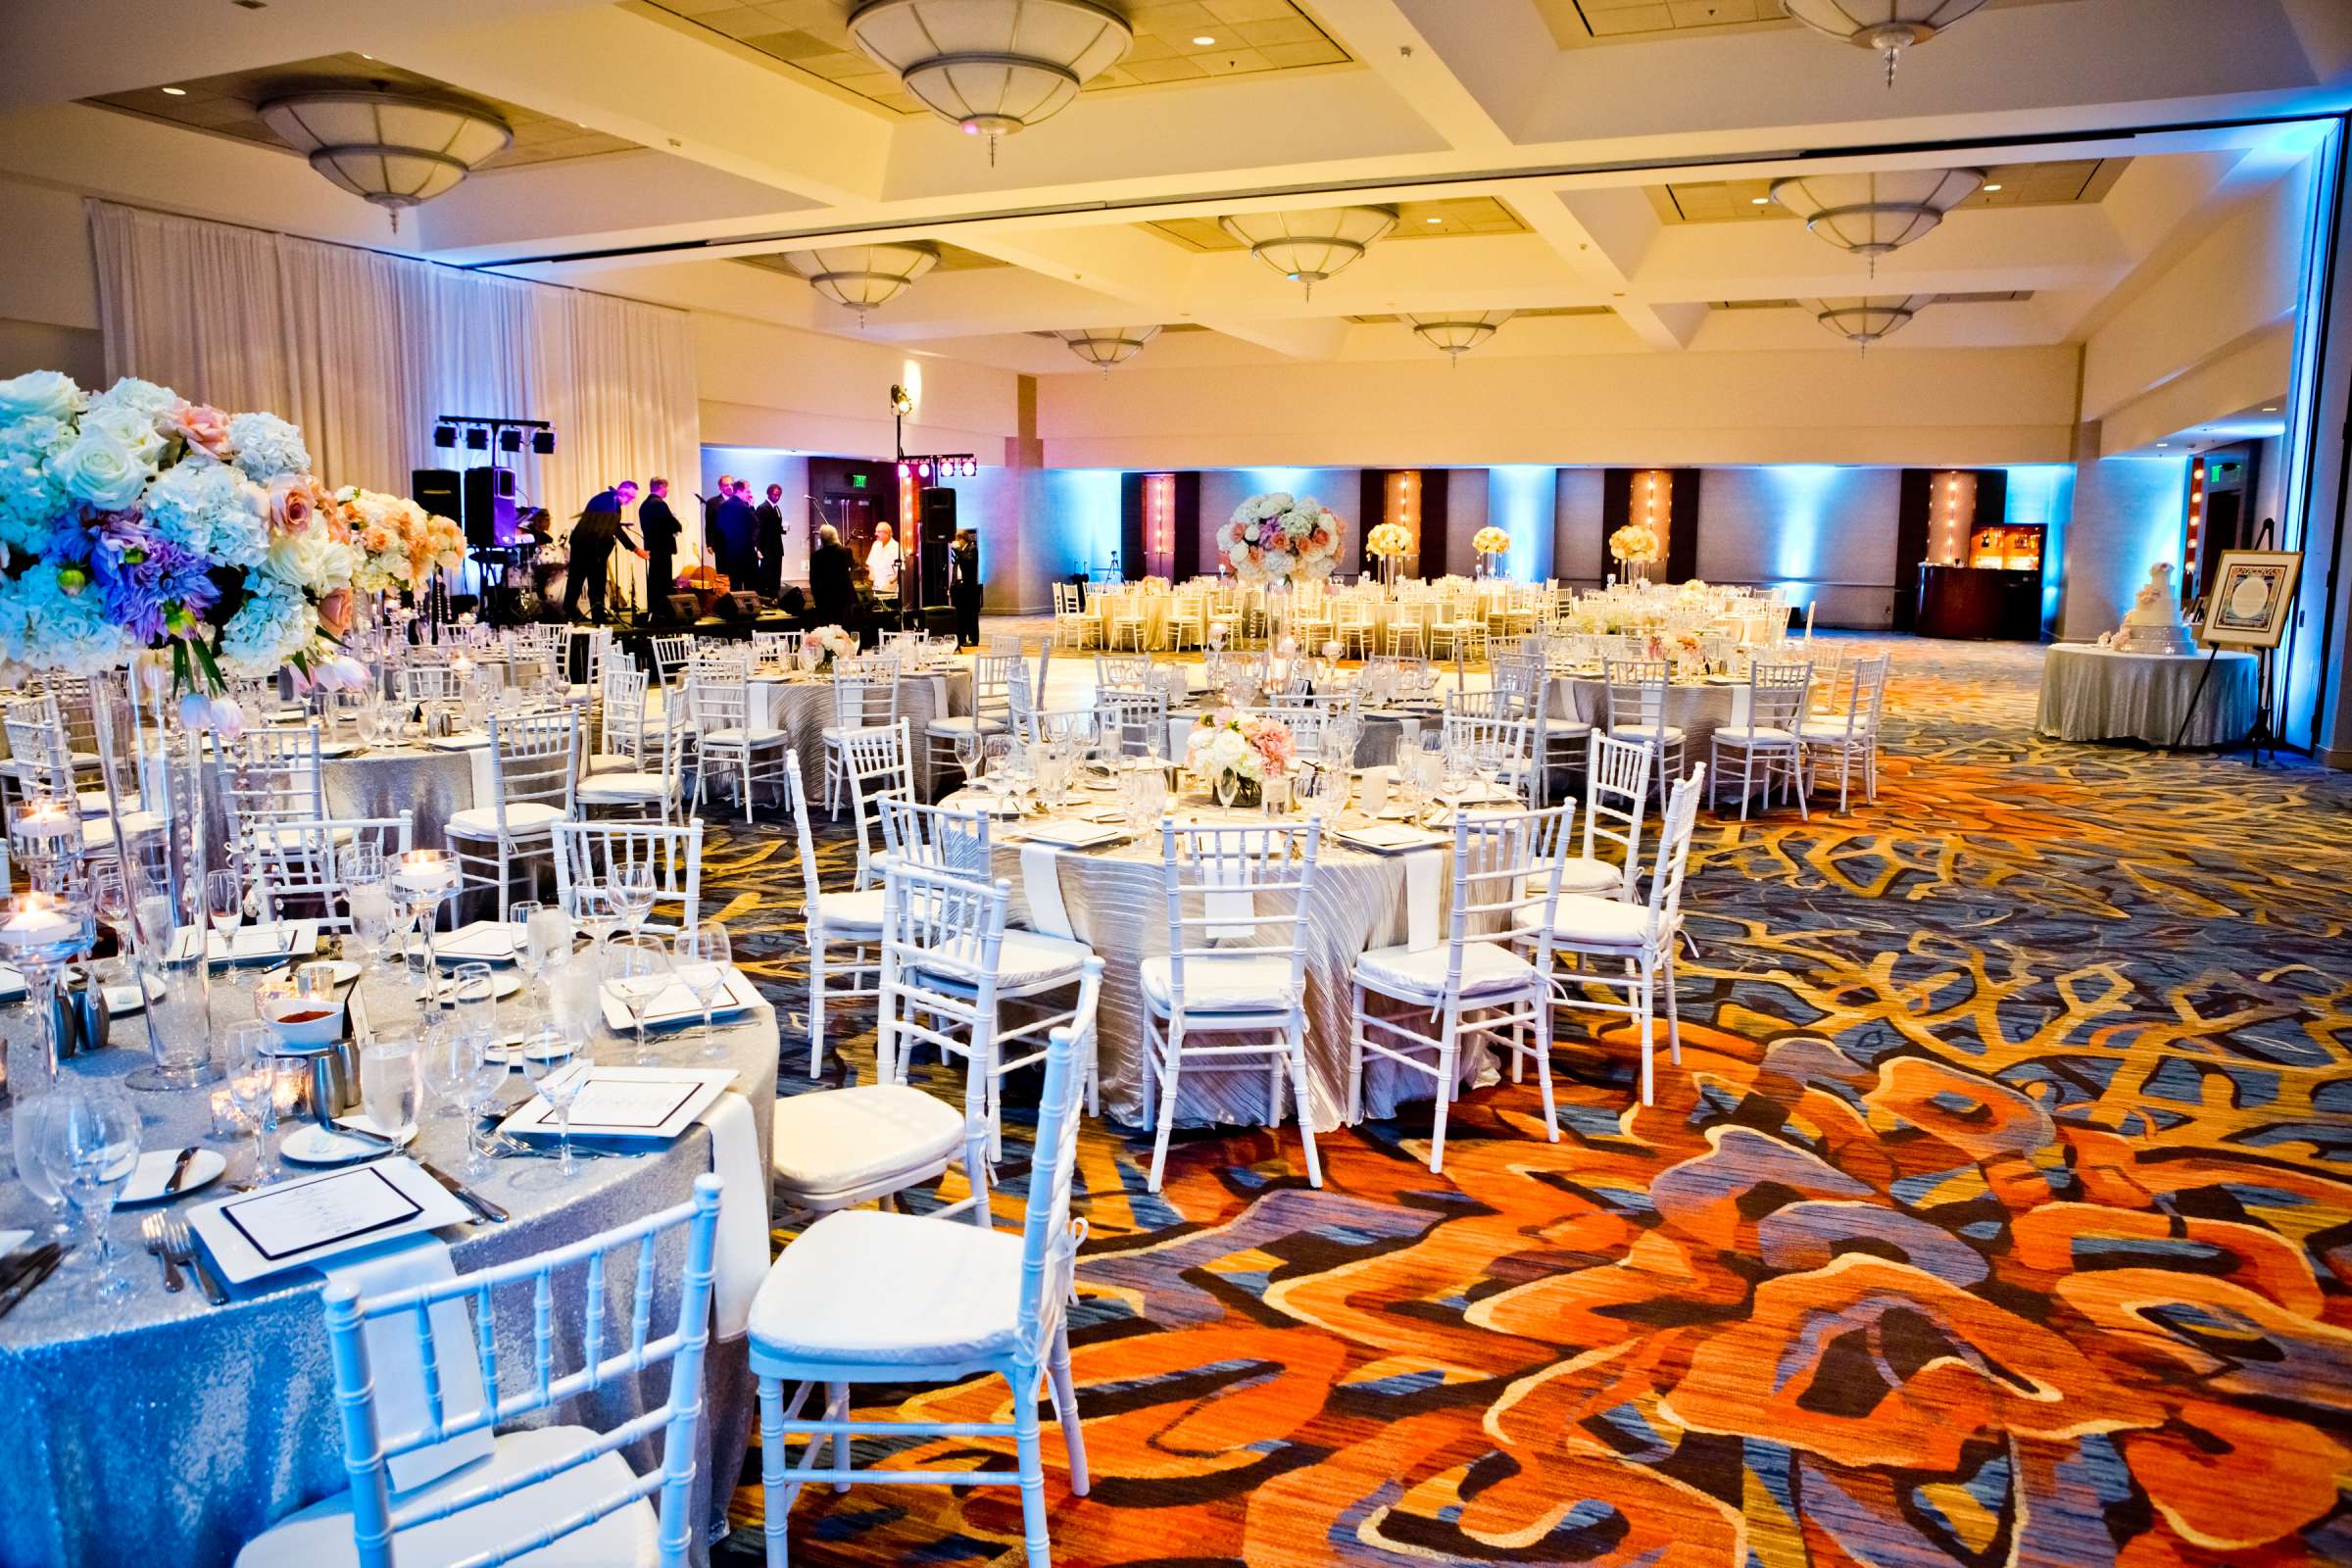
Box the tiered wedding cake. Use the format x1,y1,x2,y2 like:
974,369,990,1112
2108,563,2197,655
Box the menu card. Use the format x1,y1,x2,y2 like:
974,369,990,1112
565,1074,709,1131
220,1165,422,1261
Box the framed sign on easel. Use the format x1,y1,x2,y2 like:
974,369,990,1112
2173,525,2301,759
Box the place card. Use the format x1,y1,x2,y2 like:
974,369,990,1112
498,1065,735,1143
222,1165,421,1260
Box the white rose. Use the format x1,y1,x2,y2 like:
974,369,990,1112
49,427,150,511
0,370,80,422
80,403,168,465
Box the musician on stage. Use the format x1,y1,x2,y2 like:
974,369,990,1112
638,477,681,618
564,479,644,623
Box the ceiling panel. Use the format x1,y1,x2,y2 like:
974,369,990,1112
1650,157,2128,222
82,54,639,170
1537,0,2082,49
1146,195,1527,252
639,0,1349,116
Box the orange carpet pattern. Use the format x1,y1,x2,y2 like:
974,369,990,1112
710,635,2352,1568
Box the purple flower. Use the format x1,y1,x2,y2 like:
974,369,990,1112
91,522,219,644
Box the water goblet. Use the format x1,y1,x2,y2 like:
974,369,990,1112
517,1026,589,1180
222,1019,286,1181
523,904,575,1010
613,861,657,938
11,1091,71,1239
37,1083,140,1302
673,923,733,1060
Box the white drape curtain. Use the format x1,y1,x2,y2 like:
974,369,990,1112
89,200,701,607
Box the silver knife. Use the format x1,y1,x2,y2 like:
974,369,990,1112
165,1145,200,1194
418,1159,509,1223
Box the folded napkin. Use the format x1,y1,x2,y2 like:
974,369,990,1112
1019,845,1075,939
326,1236,493,1492
699,1091,766,1339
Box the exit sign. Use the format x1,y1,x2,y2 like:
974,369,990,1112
851,473,868,489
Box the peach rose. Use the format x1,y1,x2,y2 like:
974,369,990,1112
362,523,395,555
268,475,315,535
318,588,354,638
168,402,235,462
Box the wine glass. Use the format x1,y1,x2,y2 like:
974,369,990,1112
440,1029,500,1178
11,1091,71,1238
523,903,574,1010
37,1083,140,1302
570,882,618,958
517,1026,590,1180
224,1020,285,1182
88,864,129,984
601,933,671,1066
953,731,982,793
673,923,733,1060
613,861,657,939
206,868,242,948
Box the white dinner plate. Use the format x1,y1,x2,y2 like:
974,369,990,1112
498,1064,733,1144
118,1147,228,1204
418,969,524,1004
280,1115,416,1166
599,966,759,1035
1023,820,1131,851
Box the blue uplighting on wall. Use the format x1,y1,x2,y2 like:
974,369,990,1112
1760,466,1840,585
2002,465,2075,630
1489,466,1553,581
1047,468,1124,576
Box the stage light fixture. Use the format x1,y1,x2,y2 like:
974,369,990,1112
433,423,457,448
531,429,555,455
465,426,489,450
498,427,522,453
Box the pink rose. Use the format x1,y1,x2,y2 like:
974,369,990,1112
168,402,235,462
268,476,315,535
318,588,353,638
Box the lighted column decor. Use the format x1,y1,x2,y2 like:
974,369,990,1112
1389,470,1421,577
2182,458,2207,606
1934,470,1979,564
1143,472,1176,580
1610,470,1673,583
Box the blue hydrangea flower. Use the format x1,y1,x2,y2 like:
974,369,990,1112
219,568,317,675
0,558,134,675
144,460,270,568
226,411,311,483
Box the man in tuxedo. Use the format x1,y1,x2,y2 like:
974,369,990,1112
950,528,982,647
755,483,786,601
809,522,857,628
708,479,760,593
564,479,642,623
637,477,682,620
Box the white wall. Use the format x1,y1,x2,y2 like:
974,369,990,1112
1696,467,1903,628
2059,424,2188,641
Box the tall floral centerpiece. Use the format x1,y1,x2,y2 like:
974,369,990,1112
1471,525,1512,579
1186,708,1295,809
1219,493,1344,589
1365,520,1410,587
1608,521,1663,584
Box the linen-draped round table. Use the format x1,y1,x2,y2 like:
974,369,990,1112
319,742,489,849
753,666,974,803
951,789,1493,1134
0,956,780,1567
2034,644,2259,747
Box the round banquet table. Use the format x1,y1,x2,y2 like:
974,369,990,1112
0,954,779,1567
754,665,973,803
1092,589,1173,652
320,741,487,850
952,787,1505,1134
1571,671,1751,762
2034,643,2259,748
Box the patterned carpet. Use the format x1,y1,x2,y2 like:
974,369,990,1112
700,633,2352,1568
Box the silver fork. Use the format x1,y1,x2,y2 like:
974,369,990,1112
160,1214,227,1305
140,1212,183,1293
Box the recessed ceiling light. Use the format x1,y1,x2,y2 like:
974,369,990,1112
1983,182,2003,191
1193,34,1215,44
2262,406,2278,412
1425,217,1443,224
161,85,187,95
2156,442,2169,448
359,53,373,60
1749,196,1770,205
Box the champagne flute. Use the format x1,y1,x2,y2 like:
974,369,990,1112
38,1083,140,1302
600,933,670,1066
223,1020,284,1181
88,863,129,984
206,868,242,948
673,923,732,1060
518,1026,589,1180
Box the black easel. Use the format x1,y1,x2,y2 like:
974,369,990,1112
2170,517,2277,760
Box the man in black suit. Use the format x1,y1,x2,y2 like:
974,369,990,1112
809,522,857,628
755,483,787,601
564,479,641,623
708,479,760,593
637,477,681,619
950,528,982,647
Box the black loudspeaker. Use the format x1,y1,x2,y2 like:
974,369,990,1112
918,486,956,605
719,591,760,621
462,466,518,549
412,468,461,523
665,594,702,625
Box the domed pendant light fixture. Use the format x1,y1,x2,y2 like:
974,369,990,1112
1055,325,1158,368
1218,206,1397,298
781,241,942,318
1813,295,1934,347
847,0,1134,159
259,88,512,232
1769,168,1984,269
1781,0,1991,85
1408,311,1512,363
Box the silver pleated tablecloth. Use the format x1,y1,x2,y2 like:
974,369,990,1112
1572,674,1749,762
755,668,973,804
2034,644,2259,747
320,743,490,849
967,796,1478,1135
0,958,779,1568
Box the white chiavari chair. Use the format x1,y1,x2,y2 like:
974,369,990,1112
234,1179,722,1568
1332,596,1375,660
821,662,902,818
587,663,653,776
1440,700,1536,804
1799,651,1889,811
250,812,415,931
1521,767,1704,1105
550,817,704,934
651,633,695,691
397,664,460,705
925,651,1018,787
1710,660,1811,821
1140,820,1324,1192
754,629,804,667
1093,651,1152,694
751,938,1102,1568
5,709,156,857
1555,734,1651,900
781,757,882,1080
686,662,791,824
1348,805,1572,1172
446,710,578,918
839,718,914,892
576,712,682,825
1093,688,1169,761
1165,589,1205,652
1052,581,1098,649
1603,658,1684,808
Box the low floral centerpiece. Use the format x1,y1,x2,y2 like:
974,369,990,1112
1186,707,1295,808
1219,492,1343,588
338,486,465,597
0,370,368,704
802,624,860,668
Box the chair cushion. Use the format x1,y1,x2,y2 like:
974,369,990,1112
814,887,886,934
1516,892,1673,947
1555,855,1626,895
575,773,669,804
445,802,564,838
702,726,786,747
748,1209,1022,1367
1798,719,1869,742
1356,938,1540,1000
584,751,640,775
770,1084,964,1201
231,1425,658,1568
926,715,1006,737
1716,726,1799,746
1612,724,1686,745
1139,953,1297,1012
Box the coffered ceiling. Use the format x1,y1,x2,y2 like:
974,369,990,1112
1536,0,2082,48
1653,159,2129,223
